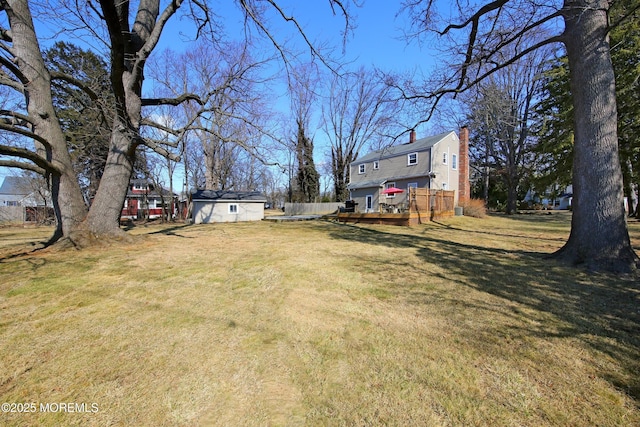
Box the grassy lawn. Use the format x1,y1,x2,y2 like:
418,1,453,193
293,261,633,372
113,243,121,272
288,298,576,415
0,213,639,426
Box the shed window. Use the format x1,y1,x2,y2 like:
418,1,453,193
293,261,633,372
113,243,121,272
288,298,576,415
229,204,238,214
408,153,418,165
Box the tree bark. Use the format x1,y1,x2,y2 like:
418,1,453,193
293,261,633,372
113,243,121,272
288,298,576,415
4,0,88,239
555,0,639,271
82,118,136,236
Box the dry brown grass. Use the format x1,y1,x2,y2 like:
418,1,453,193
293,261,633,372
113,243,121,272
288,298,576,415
0,213,639,426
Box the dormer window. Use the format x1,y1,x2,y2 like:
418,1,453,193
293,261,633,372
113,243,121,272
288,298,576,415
407,152,418,166
358,164,366,174
133,183,148,191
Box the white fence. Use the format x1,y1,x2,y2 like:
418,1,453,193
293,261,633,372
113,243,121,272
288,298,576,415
0,206,54,223
0,206,24,222
284,202,344,216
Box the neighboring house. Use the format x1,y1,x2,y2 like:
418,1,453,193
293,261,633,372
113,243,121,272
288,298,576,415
525,185,573,210
191,190,267,224
348,128,470,213
121,179,177,220
0,176,50,207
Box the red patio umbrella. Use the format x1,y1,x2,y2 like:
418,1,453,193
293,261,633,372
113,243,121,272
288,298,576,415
382,187,405,195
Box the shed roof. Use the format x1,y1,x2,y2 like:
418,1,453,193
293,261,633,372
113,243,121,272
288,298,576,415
191,190,266,202
353,131,454,165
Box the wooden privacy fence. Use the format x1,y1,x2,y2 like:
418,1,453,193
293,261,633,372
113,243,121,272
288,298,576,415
337,188,456,226
409,188,455,217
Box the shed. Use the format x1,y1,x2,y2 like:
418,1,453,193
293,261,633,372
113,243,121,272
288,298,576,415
191,190,267,224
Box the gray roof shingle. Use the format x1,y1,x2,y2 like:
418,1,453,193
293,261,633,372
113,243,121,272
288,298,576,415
191,190,266,202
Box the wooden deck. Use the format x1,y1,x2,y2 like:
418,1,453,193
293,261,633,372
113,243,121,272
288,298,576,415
337,209,454,226
338,188,456,226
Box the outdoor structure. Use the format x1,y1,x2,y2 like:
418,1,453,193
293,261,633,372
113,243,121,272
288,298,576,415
190,190,267,224
338,187,455,226
121,178,177,221
524,185,573,210
0,176,53,223
0,176,48,207
344,127,470,218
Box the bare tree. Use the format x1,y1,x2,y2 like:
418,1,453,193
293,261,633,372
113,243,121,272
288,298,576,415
399,0,640,272
464,47,548,213
0,0,355,244
288,63,320,203
322,67,400,202
0,0,88,241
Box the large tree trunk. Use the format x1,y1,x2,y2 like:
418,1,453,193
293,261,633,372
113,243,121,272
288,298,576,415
79,0,157,239
6,0,88,240
556,0,639,272
82,120,136,236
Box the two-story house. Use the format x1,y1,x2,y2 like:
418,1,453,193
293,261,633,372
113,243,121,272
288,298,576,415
347,128,470,213
121,179,177,220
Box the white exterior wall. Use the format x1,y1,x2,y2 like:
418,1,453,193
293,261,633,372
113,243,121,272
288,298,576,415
192,201,265,224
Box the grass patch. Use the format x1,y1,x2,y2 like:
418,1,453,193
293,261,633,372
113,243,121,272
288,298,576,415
0,214,638,426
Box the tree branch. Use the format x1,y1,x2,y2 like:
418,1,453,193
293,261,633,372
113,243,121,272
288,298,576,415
0,159,46,175
0,120,52,147
140,137,181,161
0,109,33,127
0,144,60,174
141,92,205,107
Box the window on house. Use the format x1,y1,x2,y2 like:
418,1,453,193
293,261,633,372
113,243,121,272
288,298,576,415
385,182,396,198
6,201,19,206
442,182,447,190
443,153,447,164
408,153,418,165
229,204,238,214
407,182,418,190
373,160,379,170
358,164,366,174
147,199,157,209
452,154,458,169
133,184,148,191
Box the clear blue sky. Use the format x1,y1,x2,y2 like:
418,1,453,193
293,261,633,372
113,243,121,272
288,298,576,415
0,1,437,186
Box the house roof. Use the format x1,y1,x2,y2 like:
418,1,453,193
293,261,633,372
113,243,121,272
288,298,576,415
0,176,32,195
126,179,176,198
347,172,435,190
347,179,387,190
353,131,455,165
191,190,267,202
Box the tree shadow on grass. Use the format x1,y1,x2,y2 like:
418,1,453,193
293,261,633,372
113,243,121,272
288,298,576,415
146,223,194,238
318,220,640,402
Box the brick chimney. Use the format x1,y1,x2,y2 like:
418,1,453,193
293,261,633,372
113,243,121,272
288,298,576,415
409,129,416,143
458,126,470,204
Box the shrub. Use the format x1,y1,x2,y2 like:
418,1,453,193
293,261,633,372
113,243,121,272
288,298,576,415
460,198,487,218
